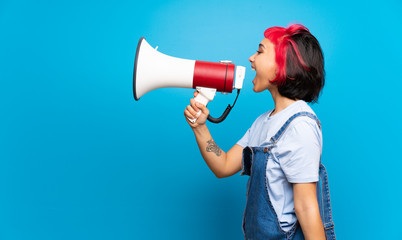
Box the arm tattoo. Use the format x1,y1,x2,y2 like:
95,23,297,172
206,139,222,157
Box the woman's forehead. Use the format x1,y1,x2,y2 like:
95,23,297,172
260,38,274,48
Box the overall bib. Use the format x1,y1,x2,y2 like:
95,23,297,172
241,112,336,240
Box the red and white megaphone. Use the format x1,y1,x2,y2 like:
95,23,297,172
133,37,245,123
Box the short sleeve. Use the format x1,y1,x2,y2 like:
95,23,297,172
237,128,250,148
277,118,322,183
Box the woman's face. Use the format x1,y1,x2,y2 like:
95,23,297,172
249,38,277,92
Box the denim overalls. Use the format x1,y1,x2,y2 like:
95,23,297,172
241,112,336,240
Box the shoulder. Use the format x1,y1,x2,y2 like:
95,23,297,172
279,116,322,152
286,101,321,136
289,116,320,133
276,101,322,149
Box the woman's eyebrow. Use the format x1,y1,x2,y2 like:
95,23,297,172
259,44,266,49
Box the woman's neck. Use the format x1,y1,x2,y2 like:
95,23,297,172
269,87,298,117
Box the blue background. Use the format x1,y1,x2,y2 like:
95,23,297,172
1,0,401,239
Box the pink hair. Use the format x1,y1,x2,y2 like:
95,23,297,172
264,23,311,85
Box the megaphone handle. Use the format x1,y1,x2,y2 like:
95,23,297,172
188,87,217,123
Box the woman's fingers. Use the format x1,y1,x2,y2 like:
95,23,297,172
186,105,198,118
184,108,195,120
190,98,200,112
185,94,209,127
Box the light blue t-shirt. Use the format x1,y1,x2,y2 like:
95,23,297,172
237,100,322,231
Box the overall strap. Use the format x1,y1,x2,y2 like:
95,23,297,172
270,111,321,145
319,164,336,239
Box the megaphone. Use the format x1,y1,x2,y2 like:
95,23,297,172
133,37,246,123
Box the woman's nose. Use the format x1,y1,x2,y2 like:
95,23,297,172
249,54,255,63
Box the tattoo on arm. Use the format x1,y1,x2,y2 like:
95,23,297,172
206,139,222,157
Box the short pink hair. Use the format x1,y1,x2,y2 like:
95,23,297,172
264,23,311,85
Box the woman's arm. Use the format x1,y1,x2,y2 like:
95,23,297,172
293,182,326,240
184,94,243,178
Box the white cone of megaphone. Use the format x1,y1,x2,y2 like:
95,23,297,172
133,37,246,123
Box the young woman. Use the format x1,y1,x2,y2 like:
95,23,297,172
184,23,335,240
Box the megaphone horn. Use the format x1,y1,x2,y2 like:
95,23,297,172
133,37,246,123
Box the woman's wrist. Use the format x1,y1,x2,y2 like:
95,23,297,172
192,123,208,134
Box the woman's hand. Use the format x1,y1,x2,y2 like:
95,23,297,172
184,91,210,128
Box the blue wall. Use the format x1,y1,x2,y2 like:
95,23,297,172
1,0,401,239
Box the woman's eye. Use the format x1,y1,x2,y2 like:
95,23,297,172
256,50,262,54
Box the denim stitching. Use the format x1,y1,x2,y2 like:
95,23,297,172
320,164,336,239
321,164,334,224
319,170,325,222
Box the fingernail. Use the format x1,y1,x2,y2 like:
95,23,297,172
196,102,200,107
